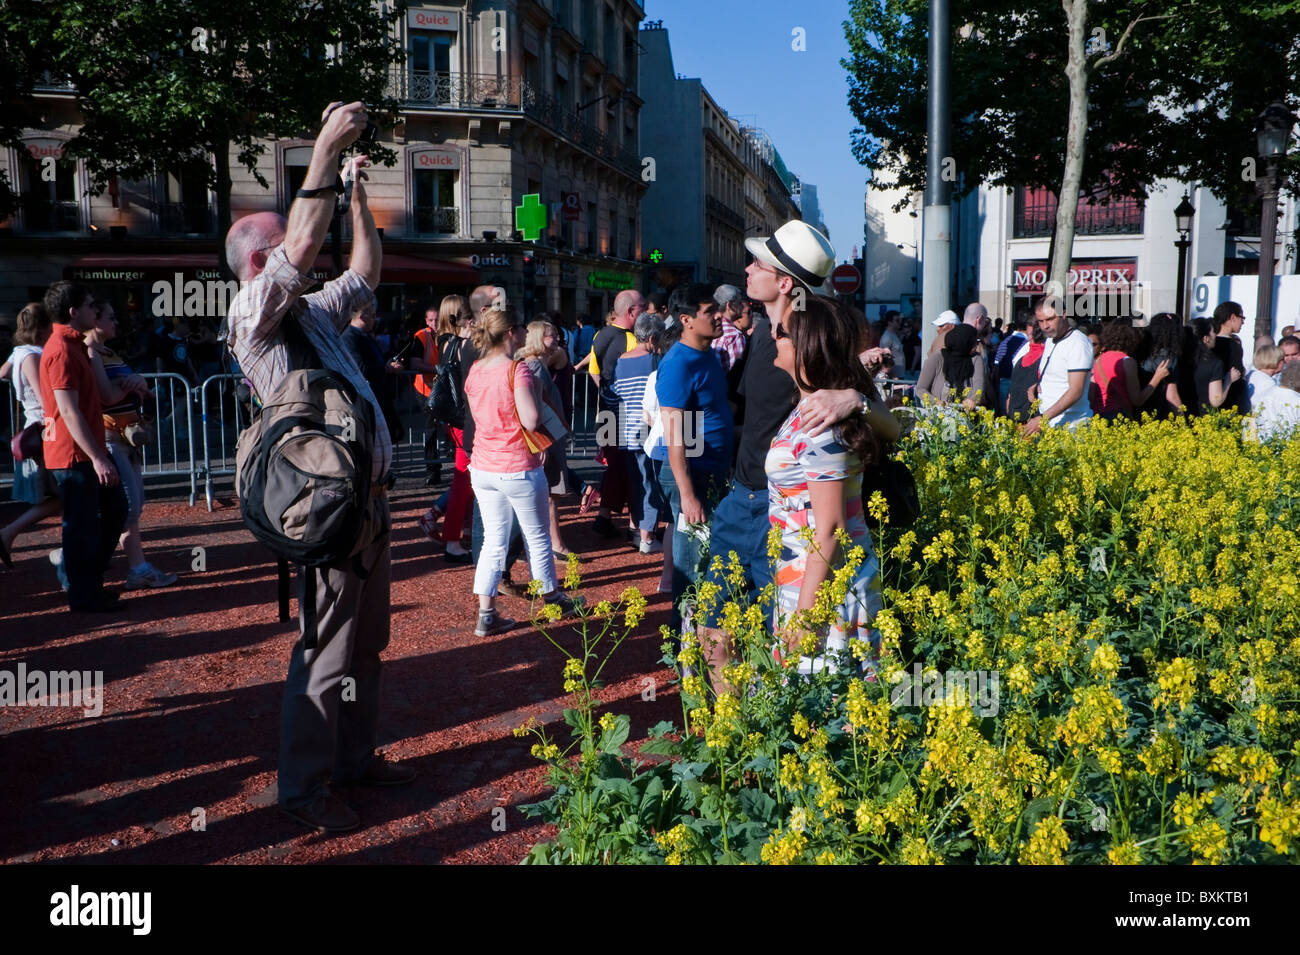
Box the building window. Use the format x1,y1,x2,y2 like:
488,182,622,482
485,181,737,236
626,215,636,260
586,200,597,252
624,30,636,89
605,5,619,69
160,160,212,234
609,214,618,258
413,169,459,234
409,29,453,104
1013,186,1143,238
17,149,78,232
282,146,314,213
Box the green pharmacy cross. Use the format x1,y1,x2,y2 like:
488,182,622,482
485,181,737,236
515,194,548,241
648,248,664,264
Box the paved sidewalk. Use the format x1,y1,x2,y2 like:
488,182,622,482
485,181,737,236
0,482,680,864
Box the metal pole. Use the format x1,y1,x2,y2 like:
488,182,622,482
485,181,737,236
1258,159,1279,338
921,0,952,359
1175,235,1189,318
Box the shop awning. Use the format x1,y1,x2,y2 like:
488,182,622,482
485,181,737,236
377,253,480,284
64,251,480,285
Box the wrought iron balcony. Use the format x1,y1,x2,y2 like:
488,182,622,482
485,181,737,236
1014,188,1144,238
414,205,460,235
21,198,79,232
393,69,641,178
706,195,745,232
398,70,527,109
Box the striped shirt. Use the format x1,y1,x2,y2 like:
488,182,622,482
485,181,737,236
711,315,747,372
226,245,391,483
611,351,654,448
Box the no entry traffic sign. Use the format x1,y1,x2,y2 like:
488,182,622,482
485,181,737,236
831,263,861,295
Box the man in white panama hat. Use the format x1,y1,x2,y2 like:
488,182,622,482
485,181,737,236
693,219,900,682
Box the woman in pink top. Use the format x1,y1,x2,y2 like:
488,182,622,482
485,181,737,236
1091,323,1169,420
464,309,580,636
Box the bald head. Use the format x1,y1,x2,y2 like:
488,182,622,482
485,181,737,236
612,289,645,327
225,212,287,282
469,285,506,317
963,302,988,327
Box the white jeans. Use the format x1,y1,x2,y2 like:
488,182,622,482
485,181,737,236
470,465,557,598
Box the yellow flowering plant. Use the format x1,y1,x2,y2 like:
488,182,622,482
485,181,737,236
520,409,1300,864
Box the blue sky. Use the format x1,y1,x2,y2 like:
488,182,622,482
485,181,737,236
644,0,864,262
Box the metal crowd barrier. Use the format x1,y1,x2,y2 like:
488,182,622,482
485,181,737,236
2,364,612,506
138,373,198,505
1,382,19,490
198,373,252,510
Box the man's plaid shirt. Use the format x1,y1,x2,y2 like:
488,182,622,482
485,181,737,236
226,246,391,483
711,315,747,372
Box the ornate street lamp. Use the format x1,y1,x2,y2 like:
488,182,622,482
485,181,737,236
1254,101,1296,337
1173,192,1195,318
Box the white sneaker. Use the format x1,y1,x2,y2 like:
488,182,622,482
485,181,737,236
126,563,178,589
638,537,663,554
49,549,68,591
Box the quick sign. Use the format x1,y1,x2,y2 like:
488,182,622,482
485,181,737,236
411,148,460,170
470,253,511,268
26,139,64,160
408,8,459,31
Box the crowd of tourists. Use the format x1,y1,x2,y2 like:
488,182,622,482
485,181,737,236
5,102,1296,837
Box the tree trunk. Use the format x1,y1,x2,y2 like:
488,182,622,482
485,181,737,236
214,144,233,280
1050,0,1090,311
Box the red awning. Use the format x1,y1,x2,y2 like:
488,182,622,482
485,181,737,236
377,253,480,284
64,251,479,285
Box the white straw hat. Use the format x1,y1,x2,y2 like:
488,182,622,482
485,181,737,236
745,220,836,290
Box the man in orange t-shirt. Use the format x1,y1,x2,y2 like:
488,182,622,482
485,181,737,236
39,281,129,613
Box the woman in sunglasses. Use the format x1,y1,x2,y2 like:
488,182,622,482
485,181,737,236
767,295,888,676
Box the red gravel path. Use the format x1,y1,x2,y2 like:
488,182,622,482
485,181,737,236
0,484,682,864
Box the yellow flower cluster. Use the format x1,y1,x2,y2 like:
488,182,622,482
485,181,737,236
562,656,584,694
618,586,647,629
1020,816,1069,865
759,827,807,865
655,824,692,865
530,742,560,760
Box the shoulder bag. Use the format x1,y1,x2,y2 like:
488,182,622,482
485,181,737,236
509,360,555,454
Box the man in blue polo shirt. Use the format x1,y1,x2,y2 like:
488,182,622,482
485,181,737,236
654,283,732,637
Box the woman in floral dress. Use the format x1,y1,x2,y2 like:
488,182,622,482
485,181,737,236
767,296,887,676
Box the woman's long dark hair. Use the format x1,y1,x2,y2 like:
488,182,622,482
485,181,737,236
789,295,884,467
1190,317,1217,364
940,324,978,389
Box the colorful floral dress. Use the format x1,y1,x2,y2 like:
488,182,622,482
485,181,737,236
765,401,883,675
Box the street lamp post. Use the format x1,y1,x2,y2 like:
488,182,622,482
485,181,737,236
1255,101,1296,338
1173,192,1195,318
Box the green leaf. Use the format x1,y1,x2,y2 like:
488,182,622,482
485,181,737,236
737,788,778,825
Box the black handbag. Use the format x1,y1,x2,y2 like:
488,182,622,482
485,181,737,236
426,336,465,428
863,456,920,529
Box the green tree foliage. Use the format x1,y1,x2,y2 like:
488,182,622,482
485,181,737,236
7,0,407,253
842,0,1300,211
